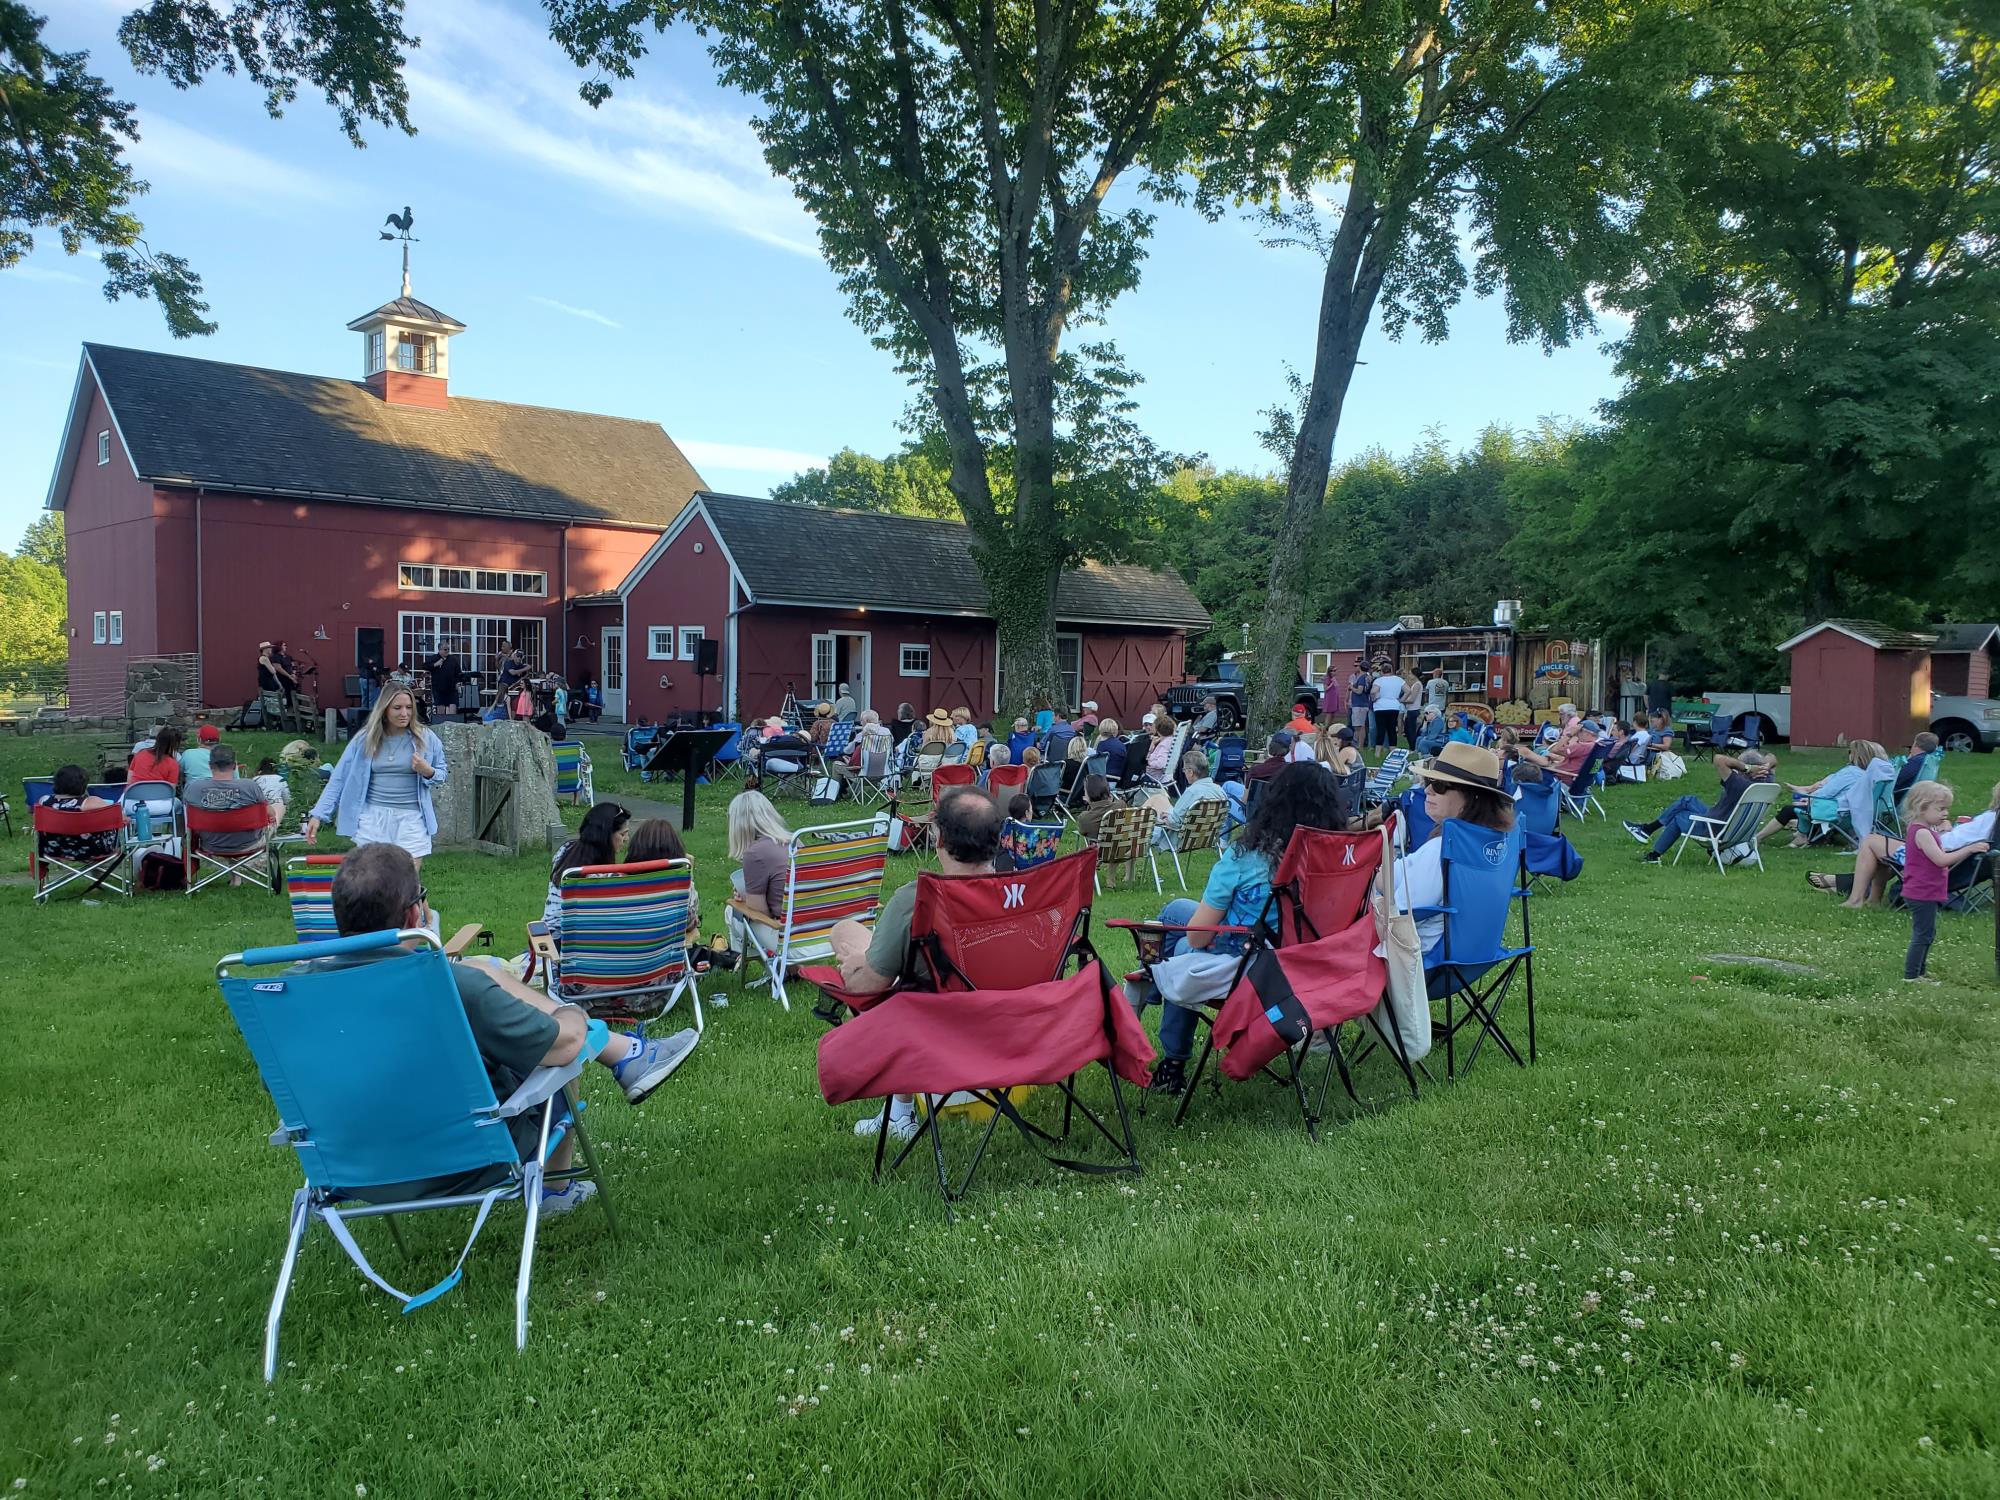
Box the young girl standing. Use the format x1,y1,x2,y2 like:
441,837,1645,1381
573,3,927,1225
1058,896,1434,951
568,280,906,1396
1898,782,1991,983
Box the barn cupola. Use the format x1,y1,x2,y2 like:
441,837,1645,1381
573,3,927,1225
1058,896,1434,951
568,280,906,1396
346,255,464,411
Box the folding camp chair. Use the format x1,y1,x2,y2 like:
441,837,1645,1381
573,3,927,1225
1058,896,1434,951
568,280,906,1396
621,724,660,775
1513,780,1581,894
1024,763,1063,818
824,721,858,762
1213,735,1248,783
1057,755,1109,825
1671,780,1784,873
0,787,10,836
216,928,614,1380
1420,821,1536,1079
184,801,278,896
1001,818,1066,870
1134,722,1191,800
850,744,901,807
735,817,891,1006
1150,795,1231,892
1556,745,1608,820
708,723,746,783
31,802,130,902
1395,785,1434,848
286,855,344,940
986,763,1030,801
1363,748,1411,806
529,858,704,1032
1090,804,1157,892
1111,824,1397,1141
550,741,595,806
813,852,1148,1209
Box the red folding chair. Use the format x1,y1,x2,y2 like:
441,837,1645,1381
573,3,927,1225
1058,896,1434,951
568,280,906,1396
813,850,1151,1209
897,762,979,859
985,763,1029,800
1109,821,1402,1141
183,802,278,896
31,803,131,902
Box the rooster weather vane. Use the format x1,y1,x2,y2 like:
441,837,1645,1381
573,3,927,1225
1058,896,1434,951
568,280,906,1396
379,206,418,294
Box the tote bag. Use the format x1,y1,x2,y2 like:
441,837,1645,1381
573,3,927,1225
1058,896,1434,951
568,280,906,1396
1369,817,1433,1064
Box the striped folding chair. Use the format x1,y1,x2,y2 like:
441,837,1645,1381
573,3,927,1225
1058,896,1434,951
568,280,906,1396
539,858,703,1032
1150,795,1233,892
551,741,595,806
286,855,344,940
1090,804,1157,892
736,817,891,1007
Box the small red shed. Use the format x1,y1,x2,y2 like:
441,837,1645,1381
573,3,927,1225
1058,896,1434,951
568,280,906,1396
1778,619,1937,749
1928,623,1998,700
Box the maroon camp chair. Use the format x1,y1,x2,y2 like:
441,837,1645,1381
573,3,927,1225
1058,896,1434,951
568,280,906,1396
813,850,1152,1209
1108,820,1399,1141
985,763,1029,800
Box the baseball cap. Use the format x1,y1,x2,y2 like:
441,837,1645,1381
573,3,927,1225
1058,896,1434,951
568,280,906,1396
1141,712,1157,726
197,724,220,743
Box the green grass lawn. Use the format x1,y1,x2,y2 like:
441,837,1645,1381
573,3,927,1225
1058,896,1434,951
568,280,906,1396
3,731,1996,1498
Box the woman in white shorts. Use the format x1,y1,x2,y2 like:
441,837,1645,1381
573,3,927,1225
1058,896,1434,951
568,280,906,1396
305,685,447,865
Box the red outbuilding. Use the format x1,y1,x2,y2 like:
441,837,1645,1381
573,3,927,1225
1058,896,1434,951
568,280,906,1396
1778,619,1937,749
610,493,1209,727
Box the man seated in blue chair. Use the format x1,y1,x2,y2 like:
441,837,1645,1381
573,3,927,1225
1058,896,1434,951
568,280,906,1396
324,844,693,1213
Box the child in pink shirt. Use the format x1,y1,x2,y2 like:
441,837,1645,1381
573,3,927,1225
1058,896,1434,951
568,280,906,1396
1899,782,1991,982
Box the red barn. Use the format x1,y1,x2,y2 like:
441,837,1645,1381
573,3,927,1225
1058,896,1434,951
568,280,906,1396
45,283,705,716
1779,619,1936,749
610,493,1208,727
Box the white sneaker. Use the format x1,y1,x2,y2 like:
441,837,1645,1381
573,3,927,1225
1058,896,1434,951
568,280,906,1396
540,1179,598,1216
1719,843,1752,867
854,1108,919,1142
613,1028,698,1103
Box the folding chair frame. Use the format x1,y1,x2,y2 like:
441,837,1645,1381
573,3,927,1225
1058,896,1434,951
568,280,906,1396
738,816,891,1007
1425,842,1537,1080
1670,781,1784,874
31,803,132,902
1149,795,1231,892
184,802,278,896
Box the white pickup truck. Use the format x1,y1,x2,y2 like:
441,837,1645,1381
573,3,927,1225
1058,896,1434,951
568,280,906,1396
1697,688,2000,752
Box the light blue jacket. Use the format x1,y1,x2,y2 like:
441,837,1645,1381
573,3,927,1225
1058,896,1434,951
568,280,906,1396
310,726,448,837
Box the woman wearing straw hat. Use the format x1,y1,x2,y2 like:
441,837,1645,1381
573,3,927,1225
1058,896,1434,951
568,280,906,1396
1392,742,1516,955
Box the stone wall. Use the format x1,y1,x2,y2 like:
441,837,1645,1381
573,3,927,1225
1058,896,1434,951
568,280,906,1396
431,720,560,853
126,655,200,733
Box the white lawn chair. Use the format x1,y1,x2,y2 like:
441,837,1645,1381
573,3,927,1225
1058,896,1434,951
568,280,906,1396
1671,780,1784,873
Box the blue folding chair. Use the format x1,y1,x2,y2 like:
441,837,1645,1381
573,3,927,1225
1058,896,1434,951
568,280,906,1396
1418,821,1535,1078
1557,744,1607,820
216,929,616,1381
1516,779,1559,836
708,722,745,782
621,724,660,776
1364,748,1411,806
1213,735,1248,785
1395,785,1434,848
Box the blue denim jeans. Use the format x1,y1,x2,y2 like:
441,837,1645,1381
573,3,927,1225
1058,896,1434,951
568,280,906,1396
1128,896,1202,1061
1649,794,1711,856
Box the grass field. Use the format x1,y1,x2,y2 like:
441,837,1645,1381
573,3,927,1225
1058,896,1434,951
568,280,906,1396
3,730,1997,1498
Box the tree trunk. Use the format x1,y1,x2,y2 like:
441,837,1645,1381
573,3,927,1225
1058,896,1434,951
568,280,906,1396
980,529,1066,718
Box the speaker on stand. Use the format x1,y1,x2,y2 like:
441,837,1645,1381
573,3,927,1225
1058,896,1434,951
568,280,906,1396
694,637,720,723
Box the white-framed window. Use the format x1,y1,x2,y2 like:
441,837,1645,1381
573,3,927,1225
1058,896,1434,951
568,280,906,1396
678,626,705,661
648,627,676,660
92,611,107,644
1305,650,1333,679
108,611,123,645
367,331,385,373
1057,632,1083,710
398,562,546,596
899,643,931,677
97,431,110,465
400,613,542,679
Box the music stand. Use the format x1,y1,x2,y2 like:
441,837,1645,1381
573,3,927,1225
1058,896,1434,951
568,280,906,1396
641,728,737,831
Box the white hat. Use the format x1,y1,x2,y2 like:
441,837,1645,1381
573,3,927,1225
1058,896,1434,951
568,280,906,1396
1141,712,1157,726
1082,700,1099,711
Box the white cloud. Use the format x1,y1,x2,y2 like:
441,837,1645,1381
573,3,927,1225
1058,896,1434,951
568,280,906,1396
403,0,815,255
530,295,621,329
8,263,85,284
126,115,352,208
678,440,827,474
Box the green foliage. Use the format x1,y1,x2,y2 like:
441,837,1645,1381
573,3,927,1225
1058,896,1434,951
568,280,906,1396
769,445,959,520
0,549,67,677
1,0,414,335
17,511,65,573
545,0,1220,703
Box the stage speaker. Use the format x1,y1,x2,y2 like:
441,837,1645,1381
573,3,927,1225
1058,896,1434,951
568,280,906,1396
695,638,720,676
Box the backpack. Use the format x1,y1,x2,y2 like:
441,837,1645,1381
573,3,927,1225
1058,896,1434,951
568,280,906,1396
139,851,187,890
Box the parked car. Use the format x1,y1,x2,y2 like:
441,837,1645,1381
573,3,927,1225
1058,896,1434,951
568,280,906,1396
1163,657,1321,732
1928,693,2000,753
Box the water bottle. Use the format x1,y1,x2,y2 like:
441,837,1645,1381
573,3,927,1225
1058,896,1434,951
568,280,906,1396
132,801,152,842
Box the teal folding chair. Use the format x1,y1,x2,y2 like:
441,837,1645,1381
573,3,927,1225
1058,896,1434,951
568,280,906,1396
216,929,616,1381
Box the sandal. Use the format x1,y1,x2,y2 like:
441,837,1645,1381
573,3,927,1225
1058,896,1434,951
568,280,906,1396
1806,872,1838,892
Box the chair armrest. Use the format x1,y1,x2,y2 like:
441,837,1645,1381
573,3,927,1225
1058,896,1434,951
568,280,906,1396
442,923,486,957
1411,903,1453,918
1104,919,1254,937
494,1051,589,1119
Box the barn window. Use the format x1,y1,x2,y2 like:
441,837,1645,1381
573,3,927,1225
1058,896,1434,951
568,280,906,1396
398,564,436,589
92,611,107,644
108,611,123,645
899,644,931,677
511,572,547,596
475,569,511,593
647,627,675,660
1057,633,1082,710
395,333,437,373
97,431,110,465
678,626,704,661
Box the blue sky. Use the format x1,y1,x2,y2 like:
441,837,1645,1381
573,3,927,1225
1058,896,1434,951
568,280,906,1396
3,0,1626,552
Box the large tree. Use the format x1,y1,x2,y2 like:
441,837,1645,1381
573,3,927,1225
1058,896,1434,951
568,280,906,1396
547,0,1229,705
1209,0,1700,731
1,0,415,335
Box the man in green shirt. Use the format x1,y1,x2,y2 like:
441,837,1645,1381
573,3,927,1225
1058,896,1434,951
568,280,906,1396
828,787,1001,1142
321,844,695,1211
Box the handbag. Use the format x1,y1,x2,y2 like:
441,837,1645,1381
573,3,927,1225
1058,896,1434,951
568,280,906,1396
1368,816,1433,1064
1654,751,1687,781
809,776,843,805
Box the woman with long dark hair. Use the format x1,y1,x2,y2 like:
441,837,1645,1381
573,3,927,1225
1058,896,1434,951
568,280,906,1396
544,800,631,938
1126,761,1350,1097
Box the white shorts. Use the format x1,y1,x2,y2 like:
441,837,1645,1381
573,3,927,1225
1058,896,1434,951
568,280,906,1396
356,805,432,858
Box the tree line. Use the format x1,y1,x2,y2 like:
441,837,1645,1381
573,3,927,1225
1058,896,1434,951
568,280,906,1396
9,1,1994,727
